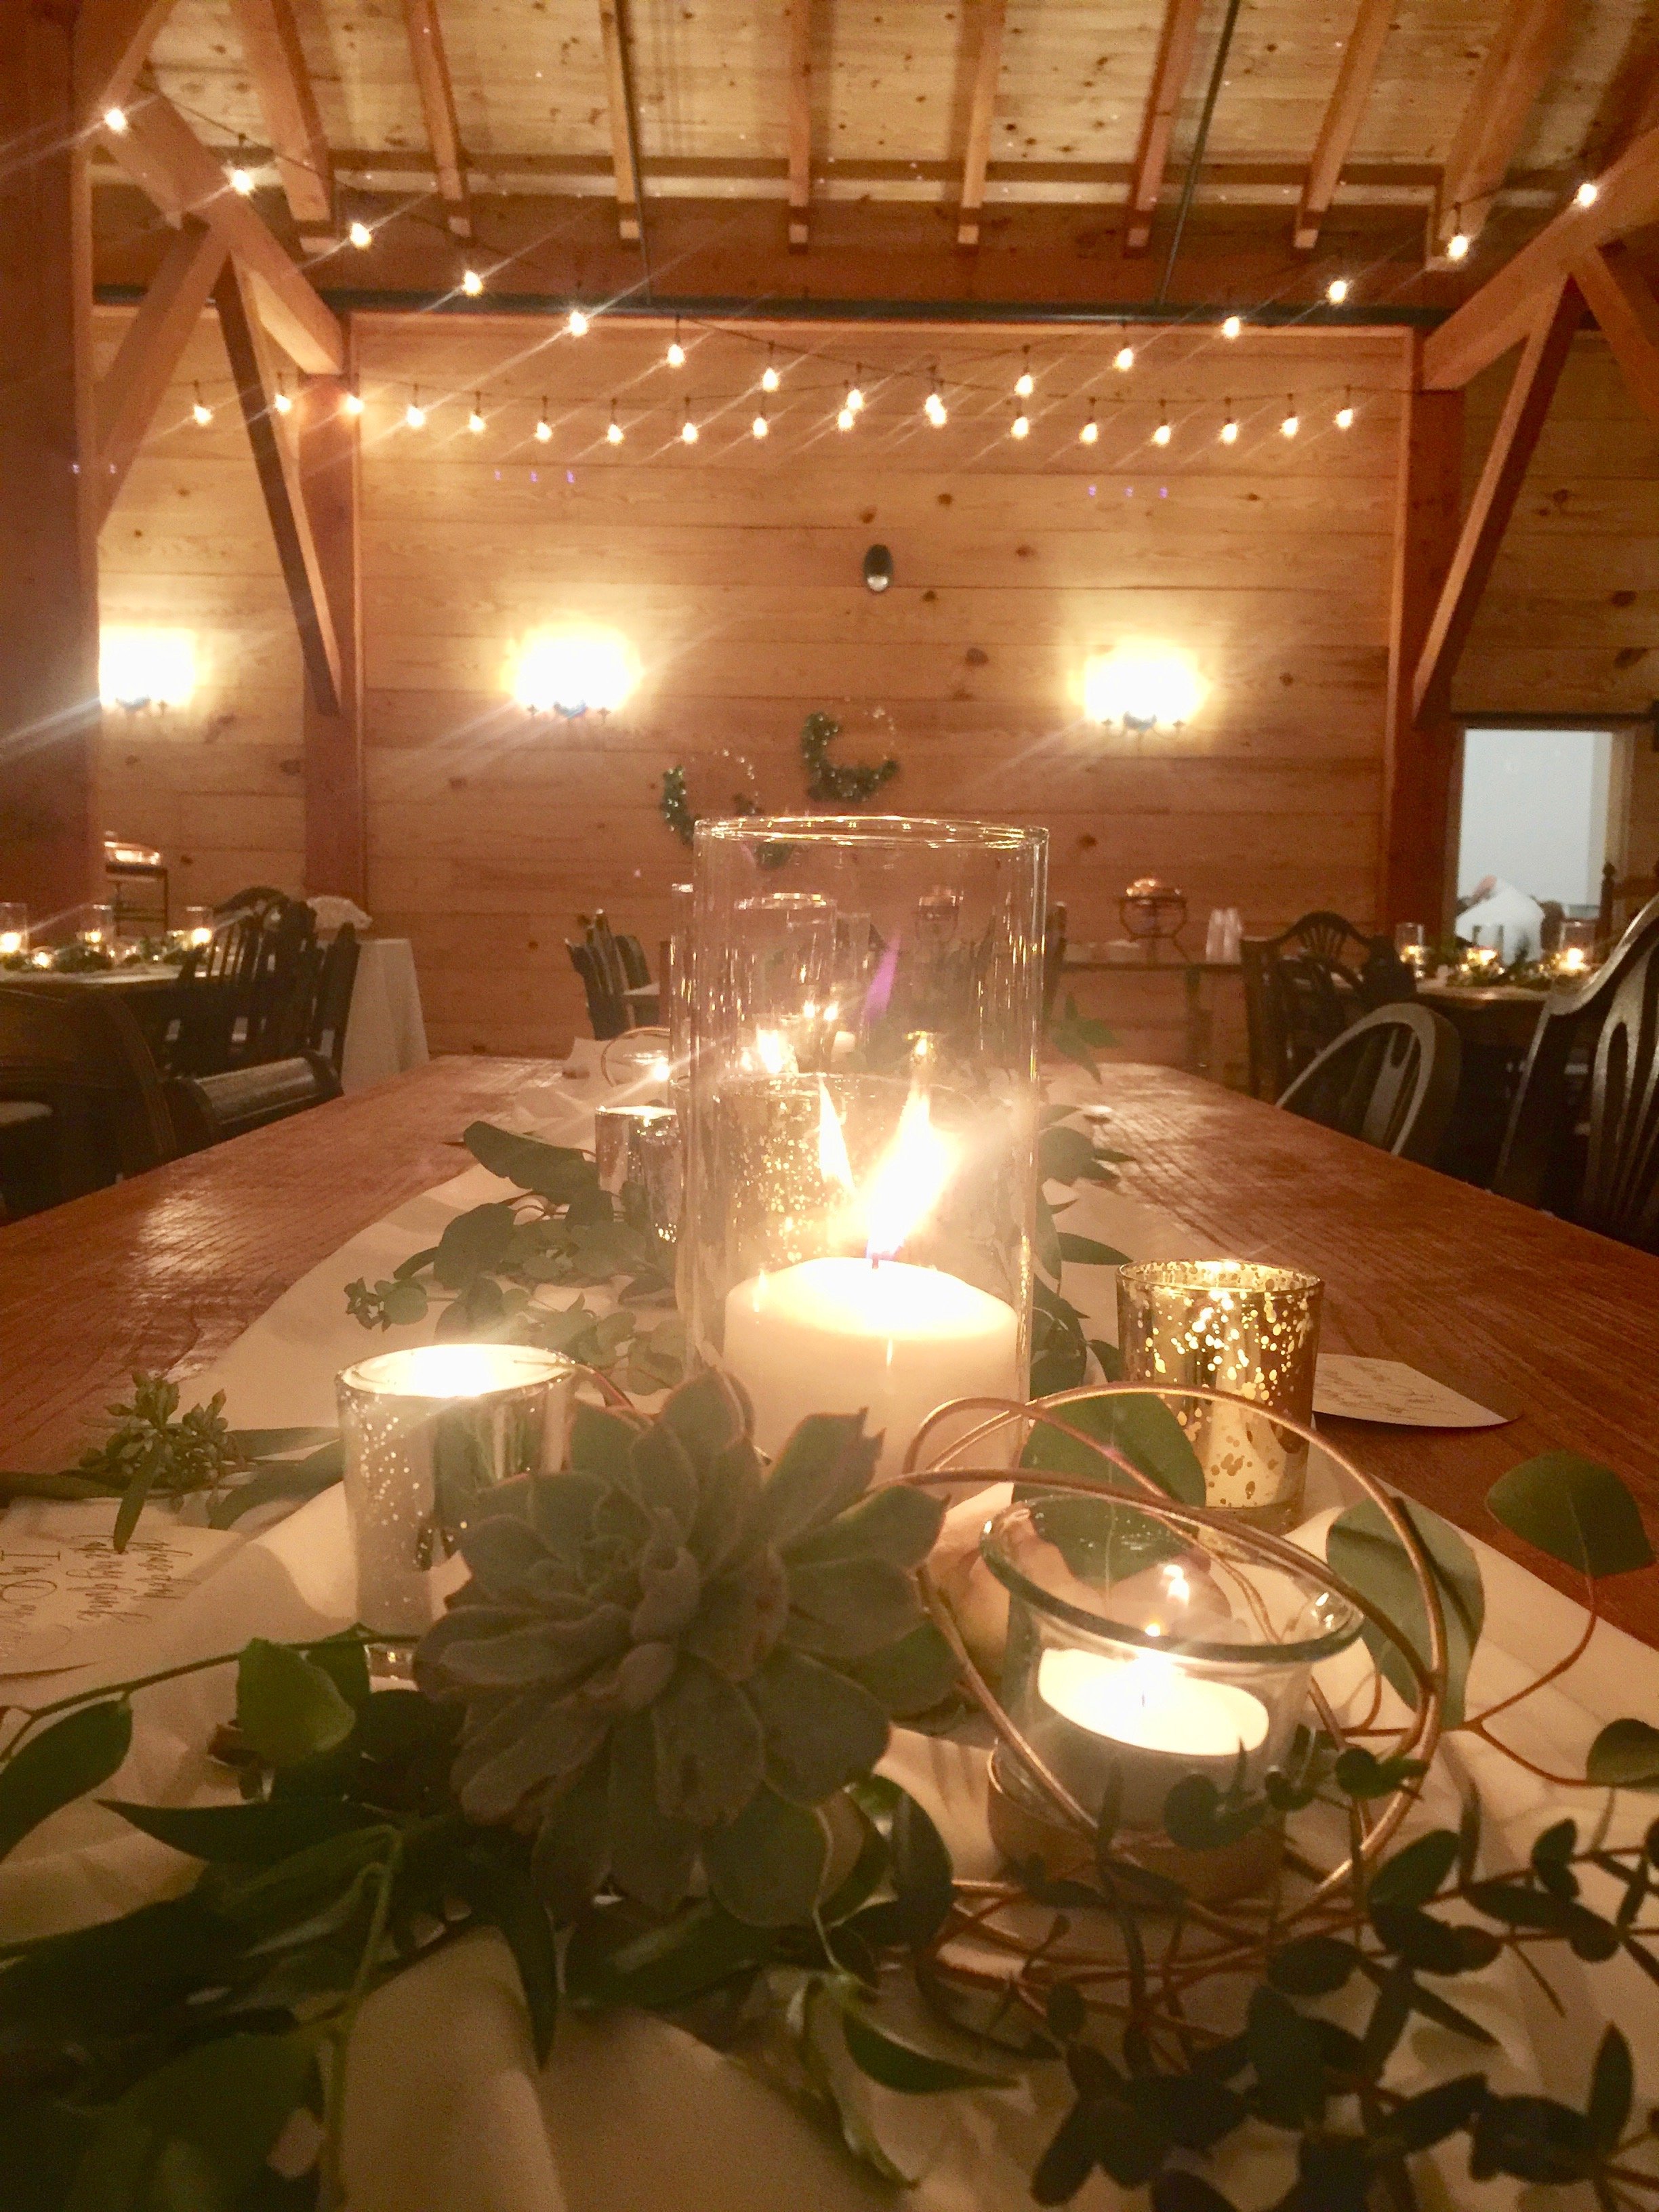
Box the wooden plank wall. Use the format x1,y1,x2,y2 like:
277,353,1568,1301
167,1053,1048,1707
98,310,1410,1059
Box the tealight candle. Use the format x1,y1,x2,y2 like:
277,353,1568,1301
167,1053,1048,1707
0,903,25,957
1038,1645,1269,1826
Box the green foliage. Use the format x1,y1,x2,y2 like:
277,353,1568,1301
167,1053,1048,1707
0,1701,131,1864
1026,1107,1133,1395
1486,1450,1656,1578
1587,1716,1659,1789
799,710,899,805
1048,994,1117,1080
1020,1388,1206,1505
1328,1494,1485,1727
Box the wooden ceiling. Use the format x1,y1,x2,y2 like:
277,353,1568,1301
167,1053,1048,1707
91,0,1659,309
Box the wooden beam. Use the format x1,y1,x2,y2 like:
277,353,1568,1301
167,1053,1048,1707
1125,0,1206,255
1,3,103,923
227,0,333,233
597,0,642,245
957,0,1008,251
1574,239,1659,428
1383,347,1465,930
296,363,365,901
94,218,226,525
104,93,343,371
1294,0,1394,252
72,0,179,127
1423,122,1659,388
1412,277,1583,726
786,0,812,251
401,0,471,239
1431,0,1574,255
214,261,341,714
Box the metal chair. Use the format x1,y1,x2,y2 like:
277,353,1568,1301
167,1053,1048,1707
1494,893,1659,1252
1277,1002,1462,1166
167,1052,343,1152
0,985,177,1213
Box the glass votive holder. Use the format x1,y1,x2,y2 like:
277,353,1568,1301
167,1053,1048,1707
1115,1259,1322,1531
595,1101,682,1256
1393,921,1426,971
981,1494,1359,1891
336,1344,573,1659
79,903,115,949
0,904,27,957
181,904,213,949
1553,918,1597,979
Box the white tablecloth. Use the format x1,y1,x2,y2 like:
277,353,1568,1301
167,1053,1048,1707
340,937,429,1094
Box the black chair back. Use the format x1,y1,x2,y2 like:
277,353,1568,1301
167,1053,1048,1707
1496,893,1659,1251
1241,909,1414,1099
0,985,177,1211
168,1052,342,1152
1042,903,1067,1024
567,912,657,1036
1277,1002,1462,1165
308,926,361,1075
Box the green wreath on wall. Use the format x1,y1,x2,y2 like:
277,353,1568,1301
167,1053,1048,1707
661,713,900,847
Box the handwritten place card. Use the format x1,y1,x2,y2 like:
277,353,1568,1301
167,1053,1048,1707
1313,1356,1511,1429
0,1501,240,1679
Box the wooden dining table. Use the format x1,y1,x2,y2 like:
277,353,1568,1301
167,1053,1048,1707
1,1055,1657,1642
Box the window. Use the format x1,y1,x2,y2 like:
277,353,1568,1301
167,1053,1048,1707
1458,727,1614,916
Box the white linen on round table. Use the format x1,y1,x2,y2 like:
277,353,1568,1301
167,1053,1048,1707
340,937,430,1093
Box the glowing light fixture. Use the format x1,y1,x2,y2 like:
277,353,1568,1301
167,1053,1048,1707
1326,276,1349,305
272,382,292,416
343,386,365,417
1221,314,1242,339
606,402,624,445
228,162,255,197
1219,407,1238,445
666,321,686,368
762,348,780,392
567,305,590,336
924,372,947,427
1010,410,1030,440
1334,392,1355,430
100,627,197,712
1151,403,1171,447
680,403,699,445
836,389,856,432
468,396,485,434
103,106,128,134
1082,646,1205,733
405,390,426,430
462,267,484,296
348,218,373,249
1575,178,1599,207
847,367,865,412
1445,209,1470,262
535,401,553,443
512,630,636,718
752,407,769,439
1015,348,1034,398
191,386,212,427
1114,344,1134,371
1280,397,1300,438
1079,401,1099,446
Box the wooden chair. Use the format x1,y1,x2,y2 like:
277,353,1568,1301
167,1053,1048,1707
167,1052,342,1153
306,925,361,1076
1042,903,1067,1023
1241,910,1413,1099
1277,1002,1462,1166
567,912,657,1037
1494,892,1659,1251
1598,858,1659,954
0,985,176,1214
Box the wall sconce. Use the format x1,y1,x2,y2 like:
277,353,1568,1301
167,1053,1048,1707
511,630,636,718
99,628,197,713
1082,647,1206,733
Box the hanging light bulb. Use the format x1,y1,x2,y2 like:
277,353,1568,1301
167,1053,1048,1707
535,401,553,444
752,405,769,440
405,389,426,430
680,401,698,445
468,395,485,434
1015,346,1034,398
1114,344,1134,372
847,366,865,412
348,218,373,250
567,306,590,337
1221,314,1242,340
228,143,255,195
836,396,856,432
1326,276,1349,305
1445,207,1470,262
1575,178,1600,208
1010,410,1030,440
272,380,292,416
761,347,780,392
462,267,484,297
342,385,365,418
1279,396,1300,438
1334,390,1355,431
1219,407,1239,445
606,402,623,445
924,370,947,427
191,386,213,428
103,105,128,134
1152,403,1172,447
666,321,686,369
1079,400,1099,446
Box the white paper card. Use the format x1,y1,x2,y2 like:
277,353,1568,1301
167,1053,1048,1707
1313,1355,1511,1429
0,1501,242,1679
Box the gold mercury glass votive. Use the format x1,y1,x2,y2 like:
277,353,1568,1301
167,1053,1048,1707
1115,1260,1322,1531
335,1343,573,1662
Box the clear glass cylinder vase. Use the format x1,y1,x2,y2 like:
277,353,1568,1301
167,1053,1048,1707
686,815,1047,1476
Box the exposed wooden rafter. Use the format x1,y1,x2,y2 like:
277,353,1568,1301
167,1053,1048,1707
597,0,642,245
1412,276,1584,724
95,218,226,525
102,92,343,373
227,0,333,237
401,0,471,239
787,0,813,251
1431,0,1574,256
1423,121,1659,388
1574,239,1659,427
73,0,179,127
214,259,342,714
1126,0,1207,255
1294,0,1395,252
295,364,366,901
957,0,1008,251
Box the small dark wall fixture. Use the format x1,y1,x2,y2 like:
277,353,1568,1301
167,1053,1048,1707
862,544,895,594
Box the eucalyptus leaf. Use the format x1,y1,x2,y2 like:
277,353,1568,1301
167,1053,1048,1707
836,1999,1012,2093
463,1120,599,1204
102,1796,363,1863
1486,1451,1656,1579
1019,1388,1205,1506
432,1200,519,1291
235,1639,356,1768
1057,1233,1131,1267
703,1786,827,1926
1586,1717,1659,1790
1327,1495,1483,1728
0,1700,131,1864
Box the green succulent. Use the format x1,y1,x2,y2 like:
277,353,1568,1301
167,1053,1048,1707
415,1370,957,1926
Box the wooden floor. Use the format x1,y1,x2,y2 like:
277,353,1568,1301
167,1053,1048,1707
1,1054,1657,1641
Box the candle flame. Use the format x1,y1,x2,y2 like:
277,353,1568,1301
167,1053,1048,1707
753,1028,792,1077
863,1085,956,1261
817,1079,855,1192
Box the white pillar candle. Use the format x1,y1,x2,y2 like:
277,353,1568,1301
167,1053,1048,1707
723,1256,1021,1477
1038,1645,1269,1828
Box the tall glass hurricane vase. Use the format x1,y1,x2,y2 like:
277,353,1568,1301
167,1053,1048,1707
687,817,1047,1477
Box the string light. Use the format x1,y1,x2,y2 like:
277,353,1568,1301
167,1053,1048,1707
272,379,292,416
762,348,780,393
103,106,127,134
847,367,865,412
1010,409,1030,440
752,405,769,439
1280,396,1300,438
535,401,553,443
1114,344,1134,372
228,143,255,195
1334,389,1355,430
1151,402,1172,447
1575,178,1600,207
348,218,373,249
405,388,426,430
666,321,686,369
606,401,623,445
567,306,590,337
191,386,212,428
468,395,485,434
1219,407,1238,445
836,386,856,432
924,369,947,427
1326,276,1349,305
680,401,698,445
462,267,484,296
1015,347,1034,398
1221,314,1242,340
1445,207,1470,261
342,385,364,418
1079,400,1099,446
